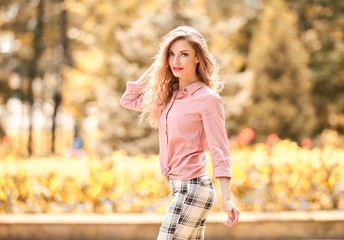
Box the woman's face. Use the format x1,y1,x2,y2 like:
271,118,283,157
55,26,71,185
168,38,199,80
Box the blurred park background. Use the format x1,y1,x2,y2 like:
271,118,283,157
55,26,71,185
0,0,344,215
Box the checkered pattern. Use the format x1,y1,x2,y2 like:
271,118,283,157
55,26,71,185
157,176,216,240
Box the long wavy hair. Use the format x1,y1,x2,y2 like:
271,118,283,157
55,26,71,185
139,26,223,128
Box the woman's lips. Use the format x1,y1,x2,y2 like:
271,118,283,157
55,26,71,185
173,67,183,72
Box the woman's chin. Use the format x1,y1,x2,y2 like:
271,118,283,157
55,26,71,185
172,73,182,78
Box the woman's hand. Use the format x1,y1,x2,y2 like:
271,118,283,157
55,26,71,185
222,199,240,226
218,177,240,227
136,63,155,85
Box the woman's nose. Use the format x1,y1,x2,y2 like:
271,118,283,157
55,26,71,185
173,56,180,65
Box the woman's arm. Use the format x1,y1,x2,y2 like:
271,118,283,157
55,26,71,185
136,64,155,85
201,94,239,225
201,93,239,226
119,64,155,111
218,177,240,226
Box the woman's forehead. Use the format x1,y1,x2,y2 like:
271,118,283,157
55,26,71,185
169,39,194,52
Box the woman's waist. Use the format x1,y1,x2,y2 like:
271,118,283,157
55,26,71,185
164,150,207,168
164,163,208,181
169,174,210,183
168,175,215,194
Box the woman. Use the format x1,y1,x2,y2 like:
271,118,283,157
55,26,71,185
120,26,239,240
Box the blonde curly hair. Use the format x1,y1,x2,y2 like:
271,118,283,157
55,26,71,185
139,26,223,128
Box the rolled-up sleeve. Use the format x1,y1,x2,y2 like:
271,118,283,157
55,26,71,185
201,93,232,179
120,81,147,112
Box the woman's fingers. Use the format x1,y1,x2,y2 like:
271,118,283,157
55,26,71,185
228,208,234,221
231,207,240,225
224,208,234,225
223,206,240,226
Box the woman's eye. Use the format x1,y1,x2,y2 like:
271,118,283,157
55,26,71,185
168,52,174,56
182,53,189,57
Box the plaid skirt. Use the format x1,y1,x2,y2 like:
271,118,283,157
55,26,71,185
157,176,216,240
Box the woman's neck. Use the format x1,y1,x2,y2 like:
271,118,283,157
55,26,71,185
178,77,200,91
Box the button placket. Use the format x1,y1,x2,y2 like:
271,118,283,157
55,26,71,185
165,93,178,146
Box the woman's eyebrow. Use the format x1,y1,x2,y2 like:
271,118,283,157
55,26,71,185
168,50,189,53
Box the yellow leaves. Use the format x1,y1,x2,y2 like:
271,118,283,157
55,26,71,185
328,173,338,187
63,67,93,90
74,49,105,73
100,170,114,188
18,177,33,200
112,149,127,158
137,178,151,191
86,183,103,200
300,179,311,192
48,173,59,193
65,0,88,15
272,185,285,197
288,172,299,188
142,0,158,11
227,140,344,211
231,164,246,185
257,164,272,178
0,145,344,213
0,187,6,201
314,168,327,184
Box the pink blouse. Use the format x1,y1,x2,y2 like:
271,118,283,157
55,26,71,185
120,80,232,182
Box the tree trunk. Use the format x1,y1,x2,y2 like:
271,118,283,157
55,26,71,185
27,0,45,155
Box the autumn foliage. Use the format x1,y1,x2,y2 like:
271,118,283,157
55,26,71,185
1,133,343,214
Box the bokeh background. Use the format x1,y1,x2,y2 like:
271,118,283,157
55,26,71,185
0,0,343,214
